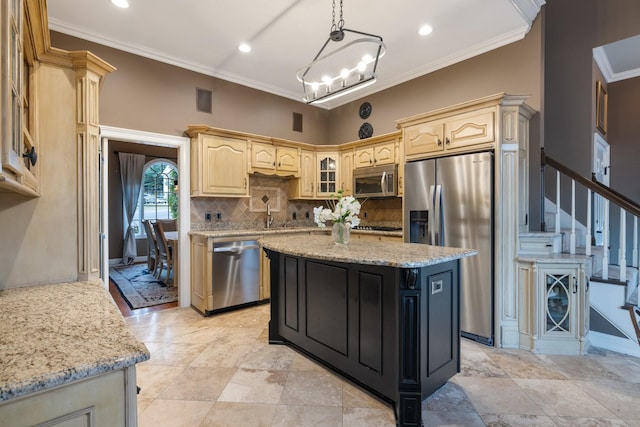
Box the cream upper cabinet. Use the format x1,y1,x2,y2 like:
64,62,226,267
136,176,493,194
340,149,354,195
403,107,495,158
316,151,339,198
189,132,248,197
250,141,277,170
276,146,299,173
354,141,395,168
289,149,315,199
250,141,299,176
403,121,445,156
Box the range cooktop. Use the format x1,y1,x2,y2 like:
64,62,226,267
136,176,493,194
353,226,402,232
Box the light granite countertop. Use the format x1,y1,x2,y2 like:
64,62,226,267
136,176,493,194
190,227,403,239
516,253,593,263
260,234,477,268
0,281,150,402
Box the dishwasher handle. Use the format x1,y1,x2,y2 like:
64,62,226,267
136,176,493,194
213,244,260,254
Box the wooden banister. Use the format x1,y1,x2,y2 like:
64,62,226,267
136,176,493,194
541,148,640,218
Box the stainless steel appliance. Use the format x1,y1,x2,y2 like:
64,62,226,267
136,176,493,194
212,236,261,311
353,164,398,198
404,152,494,345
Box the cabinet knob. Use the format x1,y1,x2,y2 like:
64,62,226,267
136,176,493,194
445,137,451,145
437,138,442,146
273,161,276,166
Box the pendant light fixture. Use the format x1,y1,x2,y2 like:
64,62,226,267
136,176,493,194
296,0,385,104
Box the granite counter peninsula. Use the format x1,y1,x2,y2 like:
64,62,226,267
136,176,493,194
0,281,150,426
260,235,477,427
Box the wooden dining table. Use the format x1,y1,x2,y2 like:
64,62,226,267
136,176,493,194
164,231,178,287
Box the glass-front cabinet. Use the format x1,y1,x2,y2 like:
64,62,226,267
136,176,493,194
0,0,39,196
316,151,339,198
544,271,573,335
517,258,591,355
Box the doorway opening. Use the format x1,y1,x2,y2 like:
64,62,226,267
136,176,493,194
100,126,190,309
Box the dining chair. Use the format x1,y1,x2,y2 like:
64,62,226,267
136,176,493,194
156,219,177,232
153,220,174,284
142,220,158,275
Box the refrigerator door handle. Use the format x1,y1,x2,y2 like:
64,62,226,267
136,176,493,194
434,184,443,245
428,185,435,245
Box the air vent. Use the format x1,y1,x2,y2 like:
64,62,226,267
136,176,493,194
293,112,303,132
196,88,212,113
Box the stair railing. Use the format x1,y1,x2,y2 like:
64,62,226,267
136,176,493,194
540,148,640,282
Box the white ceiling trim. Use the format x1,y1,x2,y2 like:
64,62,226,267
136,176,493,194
593,46,640,84
510,0,546,23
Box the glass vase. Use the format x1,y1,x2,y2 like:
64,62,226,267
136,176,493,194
332,222,350,245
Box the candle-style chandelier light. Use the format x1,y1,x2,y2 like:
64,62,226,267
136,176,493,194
296,0,386,104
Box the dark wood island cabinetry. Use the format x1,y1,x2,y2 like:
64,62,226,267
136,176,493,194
260,235,476,426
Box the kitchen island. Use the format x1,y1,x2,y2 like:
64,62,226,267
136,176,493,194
0,281,150,426
261,234,477,427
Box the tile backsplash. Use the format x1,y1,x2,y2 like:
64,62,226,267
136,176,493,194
190,175,402,231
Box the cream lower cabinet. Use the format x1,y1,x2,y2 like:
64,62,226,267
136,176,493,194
0,368,138,427
260,249,271,300
190,234,212,314
518,258,590,355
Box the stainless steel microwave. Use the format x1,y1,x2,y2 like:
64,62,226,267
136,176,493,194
353,164,398,198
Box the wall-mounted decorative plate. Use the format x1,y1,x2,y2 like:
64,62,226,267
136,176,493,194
359,122,373,139
359,102,372,119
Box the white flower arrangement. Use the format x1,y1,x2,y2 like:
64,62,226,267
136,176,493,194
313,191,362,229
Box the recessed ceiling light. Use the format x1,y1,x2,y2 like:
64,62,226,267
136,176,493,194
418,24,433,36
111,0,130,8
238,43,251,53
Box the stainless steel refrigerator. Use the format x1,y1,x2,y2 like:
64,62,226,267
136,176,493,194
404,152,494,345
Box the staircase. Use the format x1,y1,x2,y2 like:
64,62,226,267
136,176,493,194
541,149,640,357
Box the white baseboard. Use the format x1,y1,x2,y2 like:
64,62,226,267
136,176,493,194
589,331,640,358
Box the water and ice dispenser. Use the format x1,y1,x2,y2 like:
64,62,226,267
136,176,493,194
409,210,428,244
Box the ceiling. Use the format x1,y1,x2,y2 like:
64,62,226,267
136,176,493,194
595,34,640,83
47,0,545,109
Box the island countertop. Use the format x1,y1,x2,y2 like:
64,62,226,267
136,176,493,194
0,281,150,402
260,234,477,268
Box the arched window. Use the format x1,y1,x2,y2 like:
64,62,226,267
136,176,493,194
130,159,178,237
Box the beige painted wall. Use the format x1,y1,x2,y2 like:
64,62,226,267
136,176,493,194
0,64,78,289
50,32,331,145
327,17,543,145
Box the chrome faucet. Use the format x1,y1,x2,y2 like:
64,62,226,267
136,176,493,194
266,202,274,228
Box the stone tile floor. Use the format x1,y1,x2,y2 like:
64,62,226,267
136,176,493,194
126,304,640,426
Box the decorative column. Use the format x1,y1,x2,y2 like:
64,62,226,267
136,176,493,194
70,52,115,281
497,97,535,348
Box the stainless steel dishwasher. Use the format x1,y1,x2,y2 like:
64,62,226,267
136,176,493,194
211,236,260,311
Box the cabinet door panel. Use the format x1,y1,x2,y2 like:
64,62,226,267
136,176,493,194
276,147,299,172
445,109,495,149
203,136,247,195
252,142,276,170
404,122,445,156
354,148,375,168
340,151,353,195
373,143,395,165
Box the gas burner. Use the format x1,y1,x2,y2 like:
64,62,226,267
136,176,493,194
354,226,402,232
